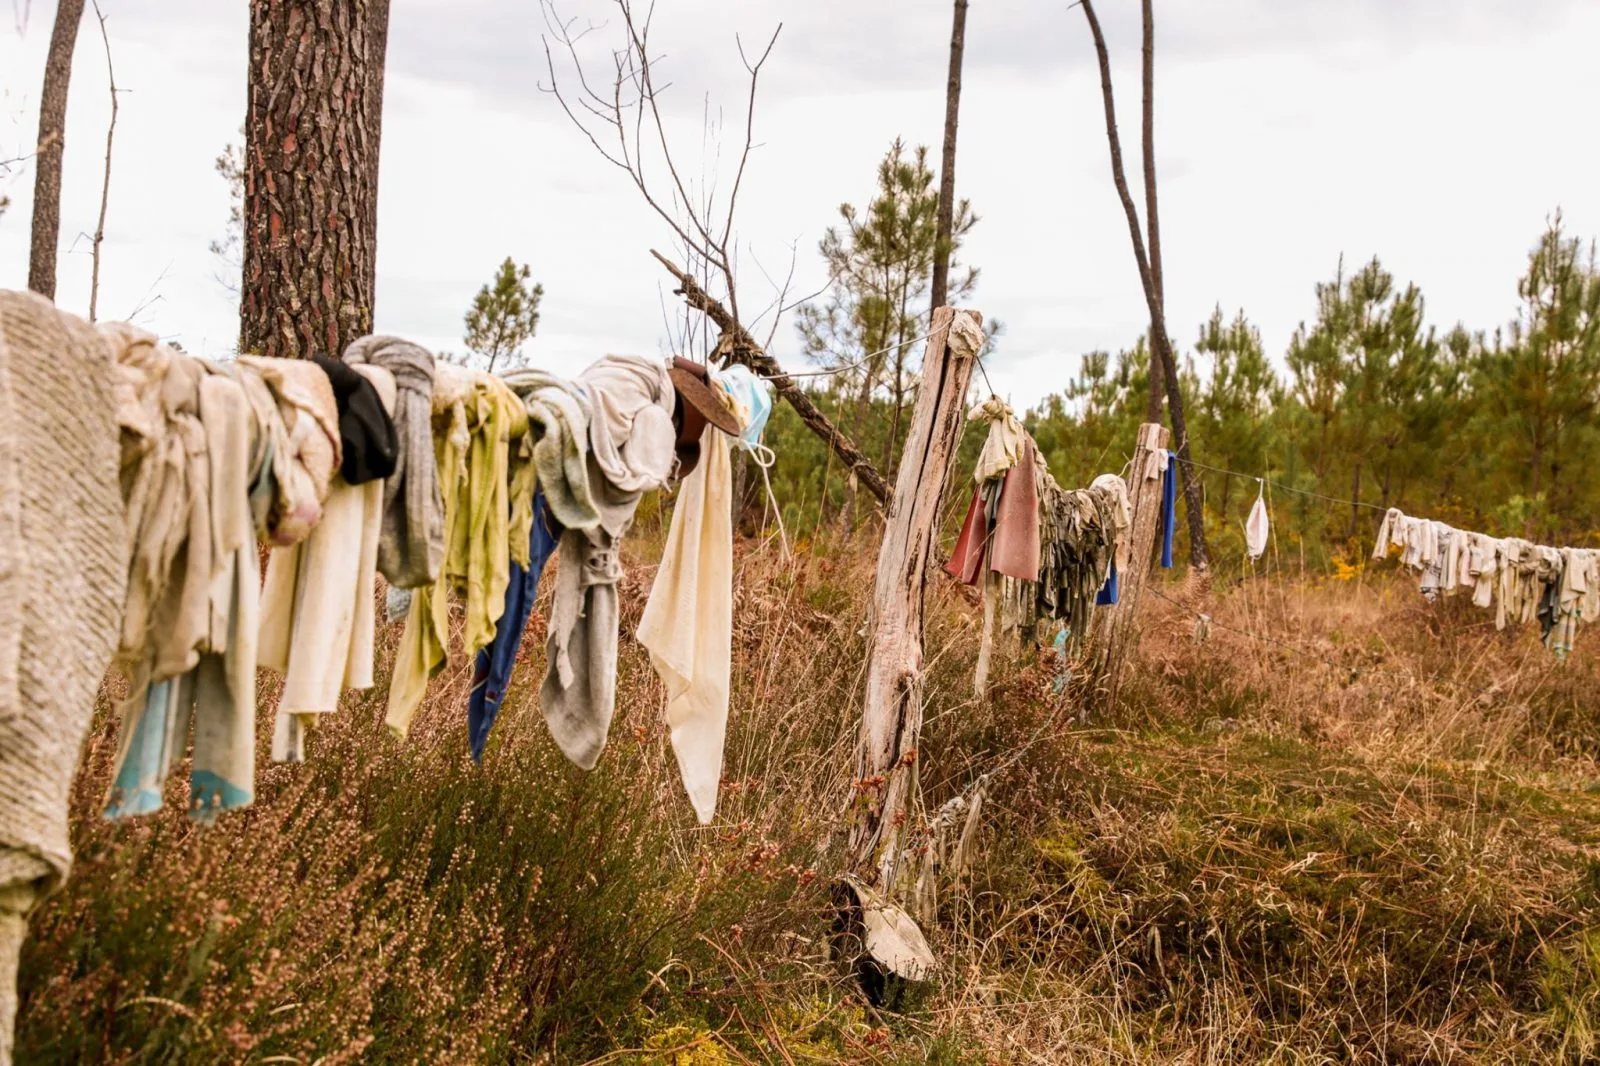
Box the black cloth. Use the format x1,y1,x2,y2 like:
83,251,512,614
311,352,399,485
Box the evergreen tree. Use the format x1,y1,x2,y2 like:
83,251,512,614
795,139,978,480
463,257,544,373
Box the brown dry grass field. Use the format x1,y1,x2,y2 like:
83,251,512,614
15,525,1600,1064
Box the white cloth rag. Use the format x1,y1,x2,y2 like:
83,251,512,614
638,424,734,824
1245,484,1270,561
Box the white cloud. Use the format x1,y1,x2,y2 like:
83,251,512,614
3,0,1598,410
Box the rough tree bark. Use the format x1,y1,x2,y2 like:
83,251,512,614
1079,0,1209,571
241,0,390,358
928,0,968,312
849,306,981,892
26,0,86,301
652,250,892,507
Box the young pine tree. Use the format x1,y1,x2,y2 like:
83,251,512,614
463,257,544,373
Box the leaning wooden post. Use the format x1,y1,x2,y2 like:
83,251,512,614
848,306,982,892
1090,421,1170,710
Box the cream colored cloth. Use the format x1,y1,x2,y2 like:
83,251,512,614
259,365,396,762
968,396,1024,483
236,355,341,546
638,424,734,824
578,355,676,523
1245,484,1270,562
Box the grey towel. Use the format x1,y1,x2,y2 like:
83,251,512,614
343,335,443,588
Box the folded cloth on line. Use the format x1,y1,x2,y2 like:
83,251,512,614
311,351,398,486
386,365,532,737
468,489,561,762
105,337,264,822
0,290,126,894
541,355,676,768
236,354,342,547
578,355,676,526
342,335,444,588
259,364,398,763
501,366,601,532
638,422,735,825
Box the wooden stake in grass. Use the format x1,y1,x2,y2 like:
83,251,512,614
849,306,982,890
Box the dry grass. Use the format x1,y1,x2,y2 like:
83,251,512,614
14,533,1600,1064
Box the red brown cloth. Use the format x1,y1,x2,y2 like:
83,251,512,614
990,438,1041,580
945,438,1042,586
946,489,989,585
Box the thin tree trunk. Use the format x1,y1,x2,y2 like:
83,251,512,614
929,0,968,312
87,1,116,323
241,0,387,358
1141,0,1163,426
27,0,86,301
1079,0,1209,570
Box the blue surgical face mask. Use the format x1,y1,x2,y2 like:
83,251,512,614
713,364,774,449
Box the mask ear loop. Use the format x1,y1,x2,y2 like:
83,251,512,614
744,440,790,559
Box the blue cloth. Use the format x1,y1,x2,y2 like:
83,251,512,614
468,489,561,762
1160,451,1177,569
715,364,774,447
1096,560,1119,606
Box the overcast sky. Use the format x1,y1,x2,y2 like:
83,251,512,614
3,0,1598,411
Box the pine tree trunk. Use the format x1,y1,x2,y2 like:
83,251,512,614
27,0,86,301
929,0,968,312
241,0,389,358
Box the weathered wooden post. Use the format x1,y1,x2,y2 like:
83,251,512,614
848,305,982,886
837,305,982,1002
1090,421,1170,710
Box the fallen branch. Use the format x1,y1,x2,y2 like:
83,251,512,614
652,249,891,506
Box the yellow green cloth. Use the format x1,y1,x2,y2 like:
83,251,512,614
386,366,532,737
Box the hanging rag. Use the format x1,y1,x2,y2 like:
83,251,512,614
235,354,342,546
386,365,532,737
467,489,561,762
258,364,398,762
502,366,601,531
104,343,267,822
342,335,444,588
541,356,677,767
1245,481,1270,562
0,292,126,1052
638,424,734,824
1095,560,1120,606
310,351,398,485
1159,451,1177,569
946,436,1041,585
968,397,1025,483
579,355,677,508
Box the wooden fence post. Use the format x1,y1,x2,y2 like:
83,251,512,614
848,306,981,893
1090,421,1170,710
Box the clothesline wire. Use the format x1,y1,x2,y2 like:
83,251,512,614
1170,455,1389,515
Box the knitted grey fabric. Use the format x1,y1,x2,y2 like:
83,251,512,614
342,335,443,588
0,291,127,1064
